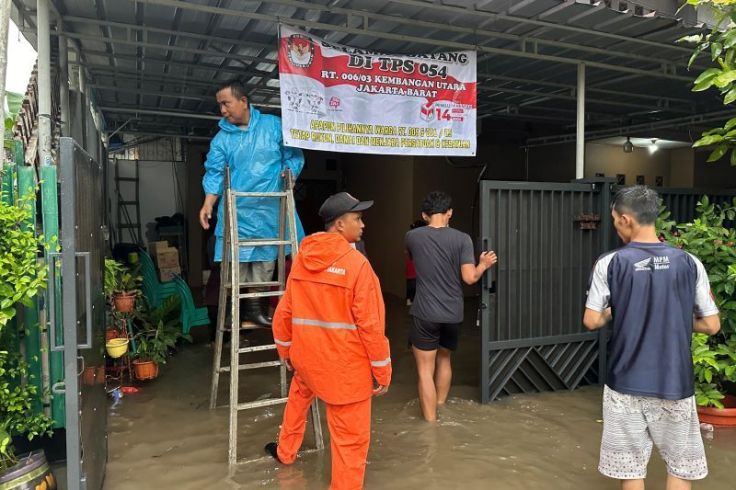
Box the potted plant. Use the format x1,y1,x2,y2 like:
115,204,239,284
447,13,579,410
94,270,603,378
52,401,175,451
0,353,56,489
676,0,736,425
659,197,736,425
104,258,142,313
0,193,55,488
131,324,170,380
131,296,187,380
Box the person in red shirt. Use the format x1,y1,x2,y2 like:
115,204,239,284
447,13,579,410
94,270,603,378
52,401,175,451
265,192,391,490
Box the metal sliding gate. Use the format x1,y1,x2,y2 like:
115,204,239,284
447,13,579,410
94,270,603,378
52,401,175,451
479,180,611,403
57,137,108,489
479,179,736,403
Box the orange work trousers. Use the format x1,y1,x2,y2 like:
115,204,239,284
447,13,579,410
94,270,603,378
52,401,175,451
277,372,372,490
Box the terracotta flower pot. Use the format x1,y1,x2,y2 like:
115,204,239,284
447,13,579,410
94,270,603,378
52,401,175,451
133,360,159,380
697,395,736,427
113,293,136,313
82,366,97,386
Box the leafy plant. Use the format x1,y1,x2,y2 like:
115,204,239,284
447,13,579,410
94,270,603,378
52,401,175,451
0,348,53,472
104,258,124,298
4,91,22,157
134,324,174,364
0,191,52,471
103,258,141,297
133,296,189,364
118,267,142,295
692,332,736,407
0,194,46,330
659,196,736,407
679,0,736,165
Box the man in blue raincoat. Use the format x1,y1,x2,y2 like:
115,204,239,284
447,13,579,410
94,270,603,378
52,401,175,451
199,79,305,326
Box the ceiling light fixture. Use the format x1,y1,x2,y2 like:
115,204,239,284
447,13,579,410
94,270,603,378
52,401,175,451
623,136,633,153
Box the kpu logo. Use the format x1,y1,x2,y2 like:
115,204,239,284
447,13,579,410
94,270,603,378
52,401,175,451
287,34,314,68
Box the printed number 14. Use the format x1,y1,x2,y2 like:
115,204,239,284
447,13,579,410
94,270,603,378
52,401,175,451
435,108,451,121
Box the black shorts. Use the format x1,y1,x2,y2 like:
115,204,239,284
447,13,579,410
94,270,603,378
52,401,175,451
409,316,461,351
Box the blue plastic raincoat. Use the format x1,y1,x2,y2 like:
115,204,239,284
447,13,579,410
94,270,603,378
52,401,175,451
202,106,305,262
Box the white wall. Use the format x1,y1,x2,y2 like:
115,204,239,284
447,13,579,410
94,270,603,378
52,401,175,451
584,142,672,186
108,158,188,247
670,148,695,187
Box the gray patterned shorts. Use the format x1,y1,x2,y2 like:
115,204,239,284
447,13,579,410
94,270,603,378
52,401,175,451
599,385,708,481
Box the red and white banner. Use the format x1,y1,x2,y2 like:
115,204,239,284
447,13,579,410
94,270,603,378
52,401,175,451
278,24,477,156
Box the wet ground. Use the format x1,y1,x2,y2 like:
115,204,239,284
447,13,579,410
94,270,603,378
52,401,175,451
104,297,736,489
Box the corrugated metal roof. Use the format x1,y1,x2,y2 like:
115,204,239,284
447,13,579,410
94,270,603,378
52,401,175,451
9,0,728,142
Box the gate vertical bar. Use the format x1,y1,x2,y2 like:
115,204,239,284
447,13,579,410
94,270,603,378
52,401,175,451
480,181,491,403
59,140,82,490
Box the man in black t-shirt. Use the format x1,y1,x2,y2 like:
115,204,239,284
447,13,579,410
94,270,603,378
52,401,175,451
405,191,497,422
584,186,720,489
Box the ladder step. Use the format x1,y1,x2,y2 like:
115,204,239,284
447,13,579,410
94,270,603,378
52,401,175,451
237,239,291,247
217,360,282,372
236,397,288,410
116,177,139,182
230,191,288,198
217,320,261,332
238,291,284,299
238,344,276,353
225,281,282,289
119,200,140,206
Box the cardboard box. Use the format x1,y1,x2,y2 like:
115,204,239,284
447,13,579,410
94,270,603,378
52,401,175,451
159,266,181,282
156,248,180,269
149,240,169,256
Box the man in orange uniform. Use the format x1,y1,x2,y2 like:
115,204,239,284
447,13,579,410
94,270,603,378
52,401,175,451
265,191,392,490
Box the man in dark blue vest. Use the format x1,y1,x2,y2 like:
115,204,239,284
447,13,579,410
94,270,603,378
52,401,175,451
584,186,720,490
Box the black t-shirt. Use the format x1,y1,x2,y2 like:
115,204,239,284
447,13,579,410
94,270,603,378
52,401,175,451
405,226,475,323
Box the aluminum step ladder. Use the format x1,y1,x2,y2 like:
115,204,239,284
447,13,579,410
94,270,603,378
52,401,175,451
209,169,324,466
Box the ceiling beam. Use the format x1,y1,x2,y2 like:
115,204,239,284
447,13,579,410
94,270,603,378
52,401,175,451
62,15,275,52
67,48,274,78
59,30,277,66
525,109,734,146
111,129,213,140
478,72,696,107
478,83,692,113
99,106,221,120
85,69,282,94
90,84,209,101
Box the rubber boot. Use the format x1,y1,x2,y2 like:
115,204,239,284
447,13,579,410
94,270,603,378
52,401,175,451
261,297,273,324
245,298,272,327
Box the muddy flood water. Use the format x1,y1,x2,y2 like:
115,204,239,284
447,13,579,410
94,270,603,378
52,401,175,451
103,297,736,489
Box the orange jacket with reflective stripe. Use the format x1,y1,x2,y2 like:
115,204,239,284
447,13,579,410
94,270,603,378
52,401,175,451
272,232,391,405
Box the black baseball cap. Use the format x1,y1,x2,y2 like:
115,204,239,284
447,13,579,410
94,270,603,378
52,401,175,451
318,192,374,223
